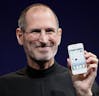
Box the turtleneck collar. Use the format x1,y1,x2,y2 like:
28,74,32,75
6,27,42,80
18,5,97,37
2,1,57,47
26,61,57,78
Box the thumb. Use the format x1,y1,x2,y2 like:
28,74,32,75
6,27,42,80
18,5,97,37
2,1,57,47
67,58,71,70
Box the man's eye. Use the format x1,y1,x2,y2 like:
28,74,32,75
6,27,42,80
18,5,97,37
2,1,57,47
30,29,41,33
46,29,55,33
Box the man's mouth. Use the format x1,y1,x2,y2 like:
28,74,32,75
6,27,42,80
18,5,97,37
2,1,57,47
37,46,51,51
32,43,54,52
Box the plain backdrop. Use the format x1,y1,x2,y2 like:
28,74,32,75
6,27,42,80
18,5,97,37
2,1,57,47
0,0,99,84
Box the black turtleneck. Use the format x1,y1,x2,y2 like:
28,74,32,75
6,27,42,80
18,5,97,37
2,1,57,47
0,62,99,96
26,63,57,78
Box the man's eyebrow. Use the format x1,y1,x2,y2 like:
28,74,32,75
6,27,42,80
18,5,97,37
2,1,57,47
46,28,55,31
30,28,41,32
46,28,55,30
29,27,56,33
46,27,57,30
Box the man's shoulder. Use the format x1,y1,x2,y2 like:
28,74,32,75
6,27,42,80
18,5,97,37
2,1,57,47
54,63,71,79
55,63,69,73
0,67,26,80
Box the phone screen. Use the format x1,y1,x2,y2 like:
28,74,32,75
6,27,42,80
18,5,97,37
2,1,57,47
68,43,87,75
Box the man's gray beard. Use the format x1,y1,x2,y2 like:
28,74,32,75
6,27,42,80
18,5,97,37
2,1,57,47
29,47,58,69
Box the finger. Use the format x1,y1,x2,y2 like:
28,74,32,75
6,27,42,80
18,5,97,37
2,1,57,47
84,50,87,54
87,64,98,73
67,58,73,76
85,52,97,59
86,57,99,65
88,52,97,58
67,58,71,69
85,64,98,85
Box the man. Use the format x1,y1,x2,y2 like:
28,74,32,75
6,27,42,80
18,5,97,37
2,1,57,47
0,3,99,96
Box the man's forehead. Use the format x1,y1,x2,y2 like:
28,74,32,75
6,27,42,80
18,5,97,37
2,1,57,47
23,5,59,29
26,6,51,16
25,6,56,23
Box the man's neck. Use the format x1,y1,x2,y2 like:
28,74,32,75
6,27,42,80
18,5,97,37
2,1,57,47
27,58,54,70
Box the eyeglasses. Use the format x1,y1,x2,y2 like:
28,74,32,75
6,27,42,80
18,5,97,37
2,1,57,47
23,28,58,35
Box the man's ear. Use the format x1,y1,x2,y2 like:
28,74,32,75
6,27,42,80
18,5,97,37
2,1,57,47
57,28,62,45
16,28,24,45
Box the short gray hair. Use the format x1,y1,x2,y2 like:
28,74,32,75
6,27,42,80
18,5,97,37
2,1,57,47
18,3,59,32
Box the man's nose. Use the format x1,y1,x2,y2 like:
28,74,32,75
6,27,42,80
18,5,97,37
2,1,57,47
38,31,48,43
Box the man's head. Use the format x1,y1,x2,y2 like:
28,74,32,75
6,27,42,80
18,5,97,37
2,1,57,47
18,3,59,32
16,3,62,64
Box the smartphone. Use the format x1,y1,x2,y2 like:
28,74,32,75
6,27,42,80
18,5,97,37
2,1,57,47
67,43,87,75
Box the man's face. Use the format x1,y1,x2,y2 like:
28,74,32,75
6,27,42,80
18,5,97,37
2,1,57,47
18,8,62,61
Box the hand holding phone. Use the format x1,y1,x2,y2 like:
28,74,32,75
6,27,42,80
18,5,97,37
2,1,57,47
67,43,87,75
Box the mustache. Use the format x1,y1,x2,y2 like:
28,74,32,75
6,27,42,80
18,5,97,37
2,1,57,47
32,42,54,48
